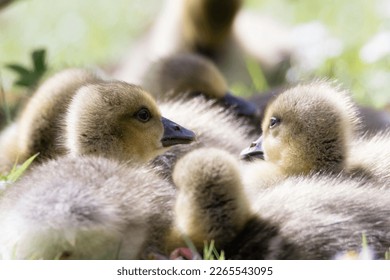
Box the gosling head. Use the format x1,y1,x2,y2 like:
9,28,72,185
241,81,360,175
142,53,259,119
65,81,195,163
182,0,242,52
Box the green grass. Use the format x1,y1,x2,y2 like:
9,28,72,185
1,0,390,260
330,233,390,259
6,48,48,89
181,235,225,260
0,0,161,86
203,240,225,260
1,0,389,109
0,71,12,125
0,154,38,194
246,0,390,107
385,249,390,260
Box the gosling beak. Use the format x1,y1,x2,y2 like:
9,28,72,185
240,135,264,161
161,117,196,147
221,92,260,119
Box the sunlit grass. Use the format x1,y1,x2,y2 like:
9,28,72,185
0,0,162,88
0,0,389,260
230,56,269,98
0,71,12,125
335,233,390,260
180,235,224,260
0,154,38,194
203,240,225,260
247,0,390,107
385,249,390,260
1,0,389,108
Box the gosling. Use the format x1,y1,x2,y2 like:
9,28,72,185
141,53,259,120
238,81,390,192
172,147,390,259
0,69,195,171
0,156,176,259
0,150,246,259
241,81,359,174
226,172,390,259
170,148,250,250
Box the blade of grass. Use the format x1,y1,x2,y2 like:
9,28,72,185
6,153,38,183
0,71,12,124
361,232,368,249
203,240,214,260
212,245,225,260
181,234,202,260
203,240,225,260
245,56,269,92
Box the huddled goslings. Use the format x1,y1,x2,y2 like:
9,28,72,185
0,69,195,172
1,69,390,259
173,148,390,260
164,81,390,259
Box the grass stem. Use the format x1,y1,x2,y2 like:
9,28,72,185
0,71,12,125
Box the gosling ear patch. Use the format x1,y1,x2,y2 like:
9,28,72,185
161,117,196,147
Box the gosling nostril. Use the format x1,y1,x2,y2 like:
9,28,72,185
249,142,257,148
174,125,181,131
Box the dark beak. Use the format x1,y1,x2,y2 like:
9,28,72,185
221,92,260,119
240,135,264,161
161,117,196,147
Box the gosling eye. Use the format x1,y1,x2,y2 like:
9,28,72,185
135,108,151,123
269,117,281,129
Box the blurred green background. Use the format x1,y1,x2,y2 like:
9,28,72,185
1,0,389,112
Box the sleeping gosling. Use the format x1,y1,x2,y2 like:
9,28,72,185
225,173,390,259
172,147,390,259
0,156,176,259
0,69,100,171
141,53,259,120
0,150,245,259
169,147,250,250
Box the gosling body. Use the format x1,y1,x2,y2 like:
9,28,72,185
0,156,175,259
141,53,260,123
226,174,390,259
171,148,250,249
172,148,390,259
0,69,100,169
